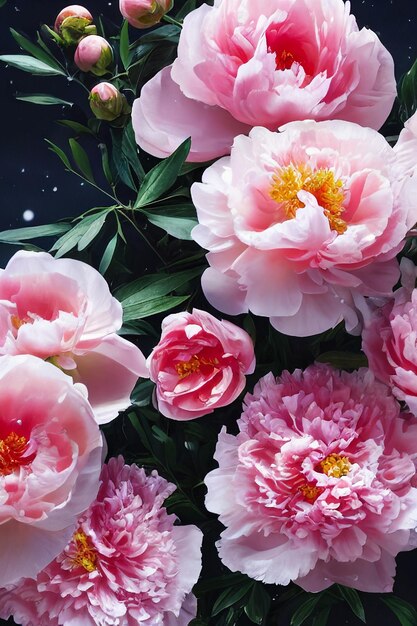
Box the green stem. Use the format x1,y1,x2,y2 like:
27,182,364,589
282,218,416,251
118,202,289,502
120,210,167,266
69,169,122,204
162,14,183,28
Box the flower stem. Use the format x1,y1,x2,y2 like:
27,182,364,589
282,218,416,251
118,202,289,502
162,14,183,28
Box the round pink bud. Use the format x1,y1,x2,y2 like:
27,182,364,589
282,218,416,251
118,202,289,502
119,0,173,29
54,5,96,45
89,82,130,121
75,35,113,76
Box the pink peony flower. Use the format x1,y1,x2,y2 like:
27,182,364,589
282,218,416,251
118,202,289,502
147,308,255,420
132,0,396,162
205,363,417,593
120,0,173,29
0,354,103,587
191,120,417,337
0,250,148,424
74,35,113,76
362,257,417,416
0,456,203,626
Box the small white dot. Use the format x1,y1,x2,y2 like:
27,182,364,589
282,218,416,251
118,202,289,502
22,210,35,222
52,186,58,192
20,168,25,173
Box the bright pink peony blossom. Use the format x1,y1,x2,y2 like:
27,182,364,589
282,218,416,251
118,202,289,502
147,308,255,420
0,250,148,424
132,0,396,162
0,354,103,587
120,0,173,29
362,257,417,416
0,456,203,626
205,363,417,592
191,121,417,337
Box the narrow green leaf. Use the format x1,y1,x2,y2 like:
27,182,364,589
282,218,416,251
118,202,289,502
244,584,271,625
134,138,191,208
69,138,95,183
16,93,73,106
77,213,108,251
0,223,70,243
99,233,118,274
58,120,95,135
110,128,137,191
131,379,154,407
118,320,158,337
51,213,109,258
194,574,251,596
0,1,8,7
122,295,189,321
123,122,145,181
381,596,417,626
312,606,332,626
0,54,65,76
337,586,365,623
316,351,368,370
99,143,113,186
212,583,253,617
119,19,130,70
175,0,195,19
45,139,72,170
10,28,62,69
143,211,197,240
290,595,322,626
117,266,203,303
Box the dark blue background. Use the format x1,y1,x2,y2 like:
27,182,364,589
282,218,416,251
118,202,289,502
0,2,416,624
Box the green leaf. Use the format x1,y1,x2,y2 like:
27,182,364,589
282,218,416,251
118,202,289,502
16,93,73,106
99,143,113,186
244,584,271,625
77,212,108,251
110,128,137,191
0,223,70,244
58,120,95,135
194,574,251,596
99,233,118,274
337,586,365,623
175,0,196,19
119,19,130,70
143,210,197,240
69,138,95,183
290,595,322,626
212,583,254,617
123,122,145,182
118,319,158,337
122,295,189,322
134,138,191,208
45,139,72,170
316,351,368,370
0,1,8,7
398,58,417,122
381,596,417,626
0,54,65,76
312,606,332,626
116,266,203,302
10,28,61,69
51,212,110,258
131,379,154,407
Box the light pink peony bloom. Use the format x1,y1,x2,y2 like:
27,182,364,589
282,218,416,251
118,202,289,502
120,0,173,29
0,456,203,626
132,0,396,162
205,363,417,592
0,354,103,587
362,257,417,416
191,121,417,337
0,251,148,424
147,308,255,420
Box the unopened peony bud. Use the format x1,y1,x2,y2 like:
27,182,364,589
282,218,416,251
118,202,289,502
119,0,173,29
75,35,113,76
89,83,131,121
54,5,97,45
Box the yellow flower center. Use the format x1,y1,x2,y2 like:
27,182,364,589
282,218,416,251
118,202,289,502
320,453,351,478
10,315,29,331
0,432,34,476
175,355,219,379
276,49,296,71
269,164,347,234
71,530,97,572
299,483,323,502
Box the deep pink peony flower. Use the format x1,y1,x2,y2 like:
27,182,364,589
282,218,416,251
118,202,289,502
0,456,203,626
205,363,417,592
132,0,396,162
191,120,417,337
0,355,103,587
0,250,149,423
147,308,255,420
362,257,417,416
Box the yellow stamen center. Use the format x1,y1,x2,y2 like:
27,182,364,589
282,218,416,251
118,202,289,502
270,164,347,234
72,530,97,572
175,355,219,379
276,49,296,71
299,483,322,502
0,432,34,476
10,315,29,331
320,453,351,478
